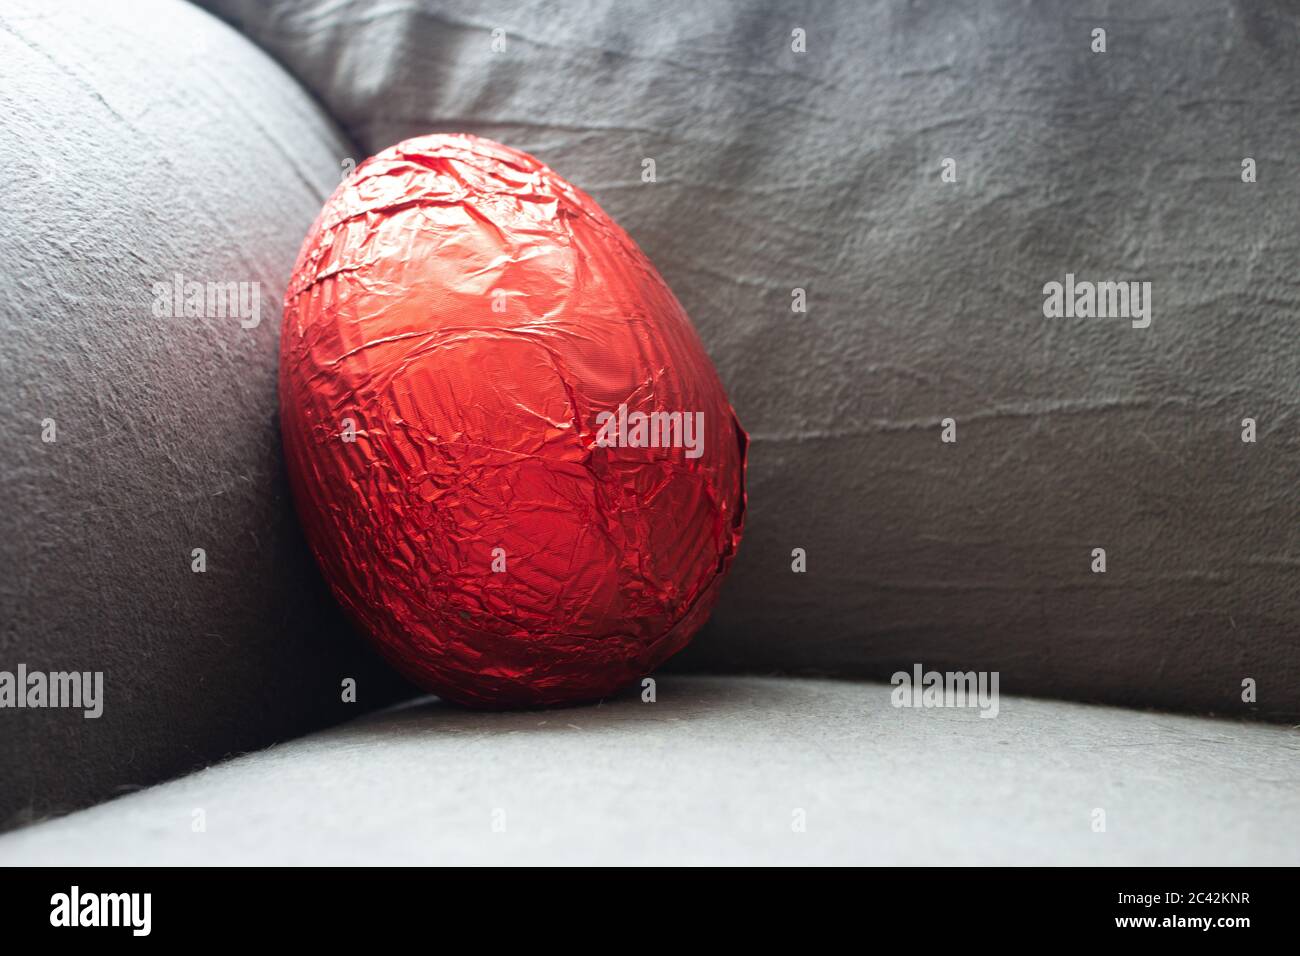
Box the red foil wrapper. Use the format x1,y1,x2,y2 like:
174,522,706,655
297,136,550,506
280,134,746,707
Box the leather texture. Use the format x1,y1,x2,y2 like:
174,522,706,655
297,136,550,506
0,0,410,830
196,0,1299,718
1,0,1296,836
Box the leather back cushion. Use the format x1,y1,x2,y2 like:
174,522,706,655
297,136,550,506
199,0,1299,718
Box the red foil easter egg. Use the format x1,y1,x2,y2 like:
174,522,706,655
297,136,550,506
280,134,746,707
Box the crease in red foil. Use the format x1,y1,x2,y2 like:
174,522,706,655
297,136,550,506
280,133,746,707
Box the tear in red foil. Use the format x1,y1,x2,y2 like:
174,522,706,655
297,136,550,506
280,134,746,707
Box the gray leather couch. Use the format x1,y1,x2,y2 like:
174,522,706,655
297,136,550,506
1,0,1296,865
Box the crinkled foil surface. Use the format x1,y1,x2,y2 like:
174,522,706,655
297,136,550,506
280,134,746,707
